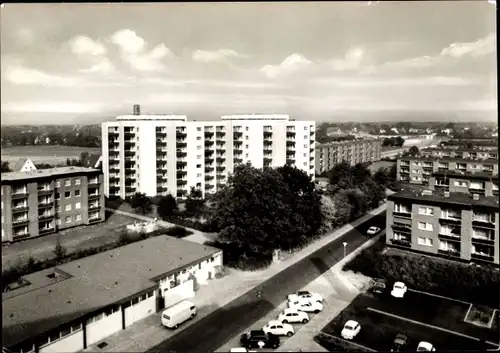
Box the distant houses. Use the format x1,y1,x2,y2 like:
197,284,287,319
80,153,102,169
12,158,37,172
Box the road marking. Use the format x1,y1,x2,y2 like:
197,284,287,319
366,307,499,347
319,331,376,352
407,288,472,305
464,303,473,322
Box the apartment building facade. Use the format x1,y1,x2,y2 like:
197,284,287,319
386,189,499,265
421,148,498,159
102,108,315,199
1,167,105,243
315,139,382,175
429,171,499,198
396,156,498,185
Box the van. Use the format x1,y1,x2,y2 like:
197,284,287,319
161,300,196,329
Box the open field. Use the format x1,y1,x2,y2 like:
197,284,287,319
317,289,499,351
1,145,101,165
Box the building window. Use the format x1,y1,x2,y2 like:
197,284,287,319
454,180,468,187
418,207,433,216
65,204,72,211
418,222,433,231
197,127,202,131
74,178,81,185
65,179,70,187
56,181,61,188
197,155,202,159
246,126,249,131
245,144,249,149
75,202,81,210
246,135,249,140
65,216,71,223
394,204,411,213
65,191,71,198
56,205,62,212
75,190,81,197
197,145,202,150
76,214,82,221
196,136,201,140
196,173,202,177
417,237,433,246
196,164,201,168
55,193,60,200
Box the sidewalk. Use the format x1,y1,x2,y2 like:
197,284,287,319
83,204,386,352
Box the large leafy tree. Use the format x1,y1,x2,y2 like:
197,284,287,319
1,161,11,173
129,192,153,215
184,187,205,219
157,194,178,219
409,145,419,156
327,162,354,192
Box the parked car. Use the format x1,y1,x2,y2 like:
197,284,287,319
417,341,436,351
371,278,387,294
277,308,310,324
239,330,280,349
161,300,196,329
230,348,256,352
366,226,381,236
341,320,361,340
391,334,408,351
262,320,294,337
287,290,323,303
288,298,323,313
391,281,407,298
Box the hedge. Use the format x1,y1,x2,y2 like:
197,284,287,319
2,226,193,292
343,239,500,308
314,332,375,352
204,240,273,271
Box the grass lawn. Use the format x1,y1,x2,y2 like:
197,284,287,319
352,291,499,343
320,303,487,351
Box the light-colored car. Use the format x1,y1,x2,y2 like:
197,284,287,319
287,290,323,303
288,298,324,313
277,308,310,324
391,282,407,298
367,226,381,236
341,320,361,340
230,348,256,352
262,320,295,337
417,341,436,351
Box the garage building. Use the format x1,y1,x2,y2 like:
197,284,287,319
2,235,223,353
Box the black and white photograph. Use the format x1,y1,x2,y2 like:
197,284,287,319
1,1,498,353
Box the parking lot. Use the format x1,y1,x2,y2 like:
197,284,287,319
318,283,499,351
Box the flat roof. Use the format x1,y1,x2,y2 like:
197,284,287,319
388,189,499,209
1,167,101,183
422,148,496,153
316,139,380,148
398,156,498,163
2,235,221,347
432,171,498,181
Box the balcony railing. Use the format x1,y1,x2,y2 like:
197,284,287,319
12,191,28,199
439,215,461,224
392,223,412,233
438,233,461,242
12,205,29,213
89,204,101,210
12,218,29,226
205,131,214,138
205,175,215,181
472,220,495,229
38,201,54,208
13,233,30,240
234,158,243,164
233,132,243,139
88,193,100,199
390,239,411,248
38,213,54,221
89,217,101,224
471,252,495,262
438,249,461,258
471,236,494,246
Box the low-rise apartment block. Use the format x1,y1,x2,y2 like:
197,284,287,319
429,171,499,197
1,167,105,243
102,106,315,199
421,148,498,159
2,236,223,353
315,139,382,175
386,188,499,265
396,156,498,184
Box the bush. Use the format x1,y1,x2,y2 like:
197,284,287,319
343,240,500,308
164,226,192,238
314,332,373,352
204,240,273,271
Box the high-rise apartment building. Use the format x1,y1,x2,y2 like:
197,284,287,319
386,180,499,265
1,167,105,243
102,108,315,199
396,156,498,185
315,139,382,175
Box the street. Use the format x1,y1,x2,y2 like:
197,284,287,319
146,212,387,353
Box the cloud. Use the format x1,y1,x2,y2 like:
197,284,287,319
181,79,284,89
69,36,107,56
2,101,109,114
328,47,366,71
191,49,246,63
260,53,312,79
79,58,115,74
311,76,478,88
110,29,175,72
440,34,495,58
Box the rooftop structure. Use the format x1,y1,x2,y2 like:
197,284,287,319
1,166,101,183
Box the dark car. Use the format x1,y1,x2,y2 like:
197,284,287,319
391,334,408,351
240,330,280,349
372,278,387,294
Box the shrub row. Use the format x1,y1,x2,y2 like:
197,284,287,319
165,215,218,233
343,240,500,308
204,240,273,271
314,332,374,352
2,226,192,292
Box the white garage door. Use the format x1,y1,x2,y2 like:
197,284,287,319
124,291,156,328
38,331,84,353
163,279,194,308
85,307,122,346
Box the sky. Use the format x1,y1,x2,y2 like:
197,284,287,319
0,1,497,124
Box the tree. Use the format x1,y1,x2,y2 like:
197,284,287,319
409,145,419,156
129,192,153,215
318,195,337,234
373,167,389,188
1,161,11,173
327,162,354,192
184,187,205,219
53,238,67,259
395,136,405,147
157,194,178,219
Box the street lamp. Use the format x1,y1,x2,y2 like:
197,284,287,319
343,242,348,258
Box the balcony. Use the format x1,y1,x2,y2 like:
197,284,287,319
177,189,188,198
156,130,167,136
177,161,188,168
12,218,29,226
389,239,411,248
12,190,28,199
88,217,101,224
263,157,272,164
38,213,54,221
439,215,461,225
177,141,188,148
88,179,100,187
216,157,226,163
176,131,187,139
400,168,410,174
472,219,495,229
234,158,243,164
205,175,215,181
38,201,54,209
176,151,187,158
216,131,225,138
471,252,495,263
216,183,225,189
157,185,168,192
393,211,412,219
392,223,412,233
216,141,226,147
438,233,461,242
13,233,30,240
234,141,243,148
471,236,495,246
89,203,101,210
177,180,188,186
205,184,215,190
205,131,214,138
216,166,226,172
205,165,215,172
125,186,136,193
263,131,272,138
156,162,167,170
216,173,226,179
12,205,29,213
205,140,215,148
88,193,100,199
109,165,120,172
286,159,295,165
286,131,296,138
438,249,461,258
233,132,243,140
177,170,187,178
